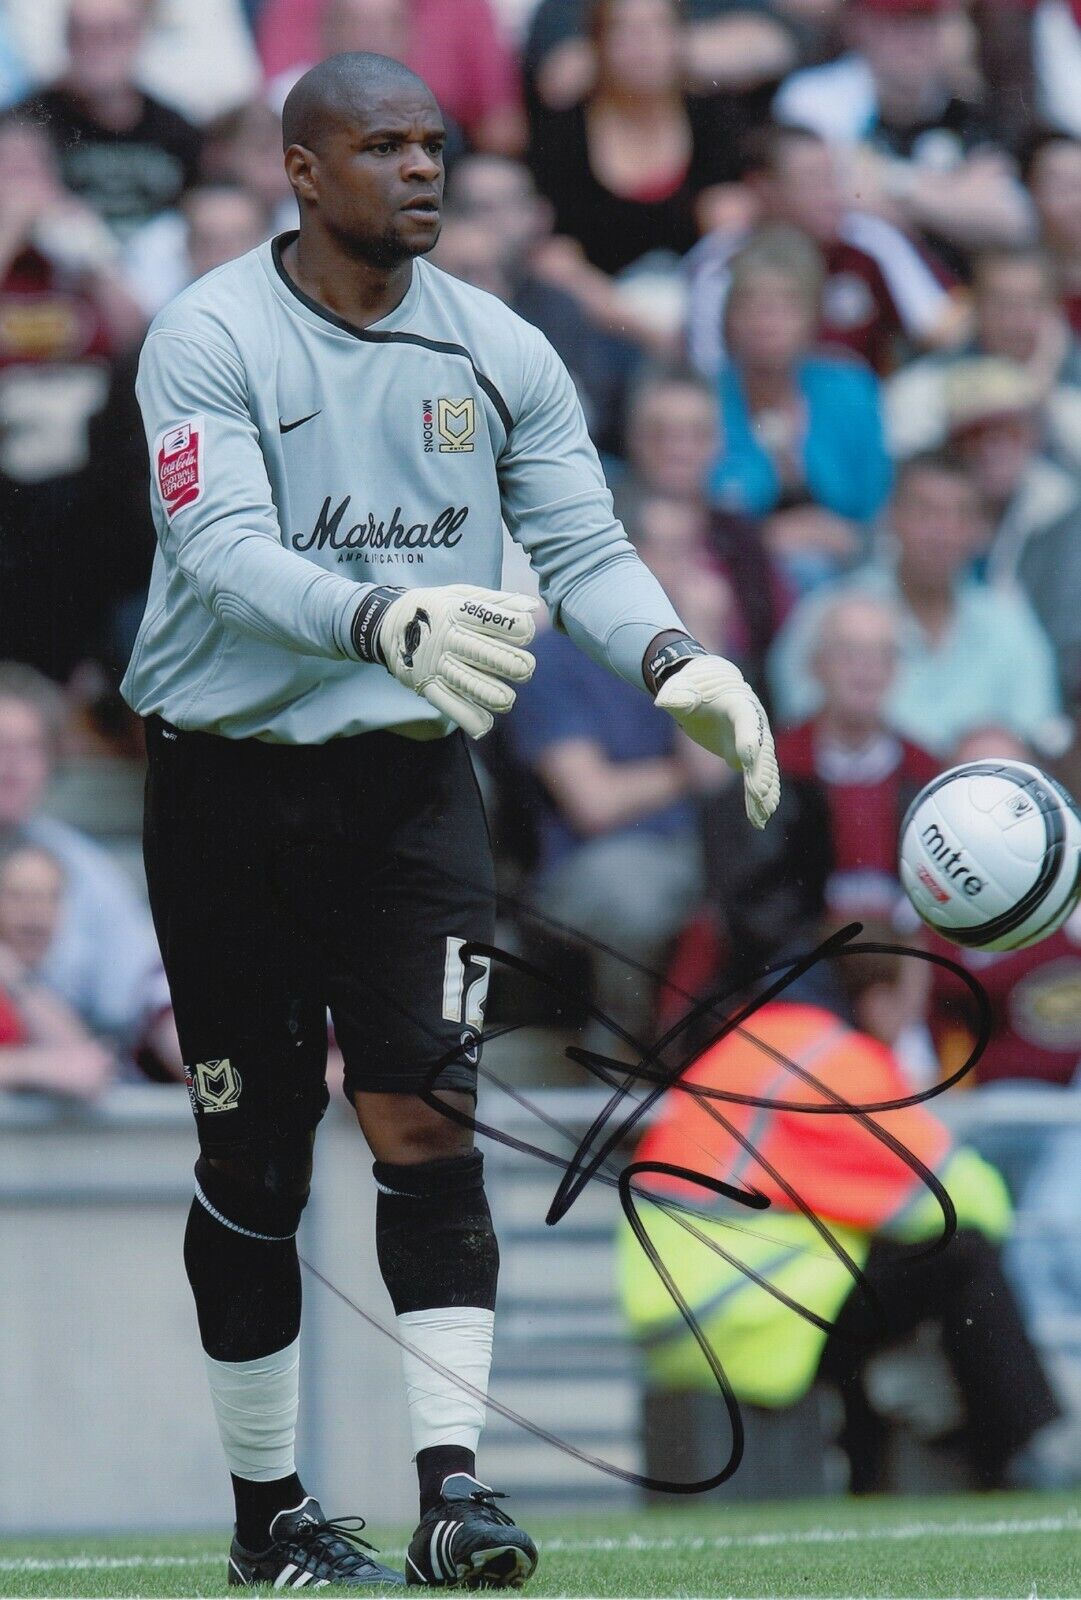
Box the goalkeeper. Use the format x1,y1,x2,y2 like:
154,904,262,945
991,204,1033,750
122,47,778,1597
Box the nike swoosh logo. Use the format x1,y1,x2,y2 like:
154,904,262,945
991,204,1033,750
279,410,321,433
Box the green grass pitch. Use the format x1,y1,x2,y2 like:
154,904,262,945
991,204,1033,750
1,1492,1079,1599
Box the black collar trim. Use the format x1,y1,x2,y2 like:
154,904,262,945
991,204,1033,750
271,233,512,435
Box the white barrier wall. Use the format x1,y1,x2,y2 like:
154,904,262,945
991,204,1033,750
4,1080,1080,1534
0,1089,416,1535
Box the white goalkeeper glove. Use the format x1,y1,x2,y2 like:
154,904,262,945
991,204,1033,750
351,583,537,739
654,653,780,830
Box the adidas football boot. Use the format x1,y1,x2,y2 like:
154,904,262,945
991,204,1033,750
228,1495,406,1588
405,1473,537,1589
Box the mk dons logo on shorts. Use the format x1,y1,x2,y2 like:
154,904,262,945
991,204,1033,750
155,416,204,520
186,1057,242,1113
436,397,475,453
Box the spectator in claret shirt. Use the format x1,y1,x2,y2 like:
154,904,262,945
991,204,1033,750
773,0,1033,261
773,592,940,924
686,123,962,380
699,591,940,1006
16,0,202,244
930,725,1081,1091
0,115,145,681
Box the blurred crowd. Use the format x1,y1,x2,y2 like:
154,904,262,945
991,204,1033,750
0,0,1080,1118
0,0,1074,1100
3,0,1081,1501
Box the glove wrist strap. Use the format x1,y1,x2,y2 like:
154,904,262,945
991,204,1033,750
351,585,406,665
645,635,708,695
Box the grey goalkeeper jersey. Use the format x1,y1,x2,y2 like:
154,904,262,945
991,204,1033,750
121,233,686,743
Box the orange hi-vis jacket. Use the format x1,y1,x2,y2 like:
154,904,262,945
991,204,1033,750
618,1002,1011,1403
632,1001,951,1230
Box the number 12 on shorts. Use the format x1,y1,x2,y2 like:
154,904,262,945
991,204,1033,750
441,936,491,1031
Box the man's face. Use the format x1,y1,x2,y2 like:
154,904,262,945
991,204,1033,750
292,85,445,268
0,700,51,829
1031,142,1081,254
634,498,707,592
322,0,410,60
764,141,843,244
635,497,731,644
954,727,1029,765
892,466,982,585
812,602,899,727
66,0,145,97
0,848,64,970
975,260,1053,364
854,10,948,107
215,104,295,210
952,412,1037,508
432,218,508,299
628,384,719,503
451,158,547,266
186,190,268,282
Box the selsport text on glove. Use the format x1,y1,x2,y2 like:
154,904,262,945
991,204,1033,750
352,583,537,740
654,653,780,830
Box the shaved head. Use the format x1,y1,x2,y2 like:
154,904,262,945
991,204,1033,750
281,50,445,272
282,51,430,154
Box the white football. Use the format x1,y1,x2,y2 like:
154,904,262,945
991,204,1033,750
899,760,1081,952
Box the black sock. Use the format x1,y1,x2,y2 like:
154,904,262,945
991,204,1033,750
232,1471,306,1552
417,1446,478,1516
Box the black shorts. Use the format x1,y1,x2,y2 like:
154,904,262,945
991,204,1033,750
143,717,495,1154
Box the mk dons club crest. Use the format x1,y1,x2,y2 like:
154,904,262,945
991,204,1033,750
187,1057,243,1113
437,398,475,453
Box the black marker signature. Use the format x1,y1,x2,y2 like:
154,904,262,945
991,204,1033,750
299,900,990,1496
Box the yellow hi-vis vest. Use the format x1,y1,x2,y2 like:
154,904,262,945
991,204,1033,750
617,1003,1011,1405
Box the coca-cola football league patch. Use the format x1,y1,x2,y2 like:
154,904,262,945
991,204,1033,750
155,417,204,520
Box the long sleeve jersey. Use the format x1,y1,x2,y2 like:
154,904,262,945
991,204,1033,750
121,232,686,743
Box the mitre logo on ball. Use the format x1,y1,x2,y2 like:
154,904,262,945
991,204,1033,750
918,822,984,897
